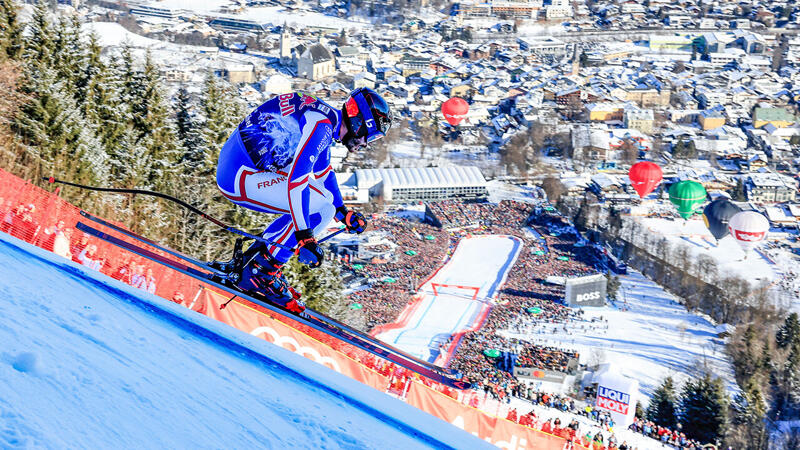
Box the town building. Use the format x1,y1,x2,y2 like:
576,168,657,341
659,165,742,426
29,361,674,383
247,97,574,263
753,108,797,129
746,173,798,203
456,0,543,19
208,16,268,33
545,0,573,20
517,36,568,56
587,103,625,122
699,109,726,130
624,109,654,133
130,4,180,19
297,43,336,80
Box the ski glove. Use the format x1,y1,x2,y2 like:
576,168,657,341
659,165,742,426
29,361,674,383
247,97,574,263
295,228,323,268
335,206,367,234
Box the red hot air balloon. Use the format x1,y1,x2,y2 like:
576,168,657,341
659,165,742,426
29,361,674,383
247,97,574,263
628,161,663,198
441,97,469,126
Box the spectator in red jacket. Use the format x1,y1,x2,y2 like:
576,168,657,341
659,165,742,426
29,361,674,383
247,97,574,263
506,408,518,423
552,418,563,436
541,418,553,434
518,411,535,427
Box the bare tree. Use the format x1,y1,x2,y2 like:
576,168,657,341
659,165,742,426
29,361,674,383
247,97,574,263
0,62,25,172
619,138,639,164
541,176,566,203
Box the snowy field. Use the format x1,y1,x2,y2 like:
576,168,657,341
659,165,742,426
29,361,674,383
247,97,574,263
377,236,522,362
132,0,369,29
637,215,779,282
500,270,738,398
83,22,167,48
633,214,800,312
0,233,489,449
234,7,370,30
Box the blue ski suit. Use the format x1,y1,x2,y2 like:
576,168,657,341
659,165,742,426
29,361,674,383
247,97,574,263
216,93,345,263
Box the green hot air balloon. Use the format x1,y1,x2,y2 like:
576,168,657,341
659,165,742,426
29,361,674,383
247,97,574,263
668,180,707,219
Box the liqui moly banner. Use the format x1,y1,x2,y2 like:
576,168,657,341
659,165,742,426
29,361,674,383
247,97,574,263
593,366,639,428
596,386,630,415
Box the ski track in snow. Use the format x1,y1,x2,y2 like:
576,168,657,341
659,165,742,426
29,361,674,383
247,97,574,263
0,234,489,450
377,236,522,361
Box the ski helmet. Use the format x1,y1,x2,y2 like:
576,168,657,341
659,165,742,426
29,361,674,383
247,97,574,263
341,87,391,151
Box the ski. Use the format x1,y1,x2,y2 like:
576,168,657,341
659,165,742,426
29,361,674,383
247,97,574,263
79,210,222,275
76,221,470,390
78,209,462,378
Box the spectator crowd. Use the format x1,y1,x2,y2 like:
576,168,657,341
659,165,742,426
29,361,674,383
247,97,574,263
0,199,161,296
337,200,606,388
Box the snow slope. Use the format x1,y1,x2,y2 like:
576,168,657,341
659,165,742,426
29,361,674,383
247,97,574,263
83,22,167,48
0,233,491,449
377,236,521,362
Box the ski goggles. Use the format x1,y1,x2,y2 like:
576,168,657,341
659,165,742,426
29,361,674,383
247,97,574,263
345,89,389,144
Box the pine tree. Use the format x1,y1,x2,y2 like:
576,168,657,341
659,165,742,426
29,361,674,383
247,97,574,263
0,0,23,61
136,51,179,192
647,376,678,428
731,178,747,201
679,374,728,445
22,2,54,69
777,313,800,350
673,139,686,157
771,339,800,420
83,37,128,161
174,73,247,259
201,73,243,158
13,64,106,193
733,324,767,382
730,379,768,449
52,15,84,94
174,86,202,160
76,31,104,111
12,6,100,187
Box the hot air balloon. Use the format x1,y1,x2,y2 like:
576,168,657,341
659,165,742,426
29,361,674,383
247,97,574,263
728,211,770,256
441,97,469,126
668,180,707,219
702,198,742,241
628,161,663,198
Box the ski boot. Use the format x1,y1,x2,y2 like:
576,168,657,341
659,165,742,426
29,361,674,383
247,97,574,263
237,251,305,314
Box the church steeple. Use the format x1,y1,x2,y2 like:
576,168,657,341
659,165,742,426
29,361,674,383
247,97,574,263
280,23,292,66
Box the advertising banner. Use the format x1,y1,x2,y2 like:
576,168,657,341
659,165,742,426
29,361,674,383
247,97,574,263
197,289,390,391
564,274,607,307
406,382,584,450
593,366,639,428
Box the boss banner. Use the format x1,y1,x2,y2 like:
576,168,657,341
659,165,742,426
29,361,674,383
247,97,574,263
564,274,607,307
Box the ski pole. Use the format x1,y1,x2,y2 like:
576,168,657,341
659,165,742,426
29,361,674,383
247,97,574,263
44,177,231,229
46,177,348,250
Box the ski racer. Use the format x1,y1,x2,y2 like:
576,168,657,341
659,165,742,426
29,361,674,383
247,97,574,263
216,88,391,313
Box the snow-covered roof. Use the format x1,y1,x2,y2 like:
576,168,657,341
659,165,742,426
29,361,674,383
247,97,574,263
355,166,487,190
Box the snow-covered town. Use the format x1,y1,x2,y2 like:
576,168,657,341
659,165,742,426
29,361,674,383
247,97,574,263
1,0,800,449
